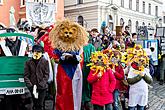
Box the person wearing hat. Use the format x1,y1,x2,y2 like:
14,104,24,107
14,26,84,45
88,28,102,51
24,44,49,110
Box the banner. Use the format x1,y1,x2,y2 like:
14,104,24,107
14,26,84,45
26,2,56,26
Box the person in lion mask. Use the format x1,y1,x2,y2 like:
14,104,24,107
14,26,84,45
49,19,88,110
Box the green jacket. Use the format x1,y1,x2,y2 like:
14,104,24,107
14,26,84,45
82,43,95,103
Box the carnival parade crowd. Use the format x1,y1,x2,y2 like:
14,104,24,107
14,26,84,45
0,19,162,110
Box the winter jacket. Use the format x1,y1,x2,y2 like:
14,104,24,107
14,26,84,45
87,69,116,106
113,65,125,90
24,57,49,89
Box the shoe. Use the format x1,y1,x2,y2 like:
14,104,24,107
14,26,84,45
159,80,163,85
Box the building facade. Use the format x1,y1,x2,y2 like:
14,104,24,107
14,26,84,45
0,0,64,27
64,0,163,33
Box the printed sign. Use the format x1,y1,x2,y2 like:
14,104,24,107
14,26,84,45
26,2,56,26
6,88,25,95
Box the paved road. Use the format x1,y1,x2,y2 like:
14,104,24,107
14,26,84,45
148,81,165,110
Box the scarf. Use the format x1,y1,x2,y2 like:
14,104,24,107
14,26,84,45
5,38,20,56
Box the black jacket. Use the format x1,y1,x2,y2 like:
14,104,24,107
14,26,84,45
24,57,49,89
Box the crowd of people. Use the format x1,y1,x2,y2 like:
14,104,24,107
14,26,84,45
81,25,154,110
0,19,162,110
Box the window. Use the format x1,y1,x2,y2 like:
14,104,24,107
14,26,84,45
121,0,124,7
0,0,3,4
164,16,165,24
44,0,47,2
143,1,145,13
78,16,84,26
120,18,124,26
128,19,132,33
108,15,113,31
34,0,39,2
159,19,162,27
156,24,158,27
136,0,139,11
129,0,132,9
21,0,25,6
148,3,151,15
136,21,139,32
77,0,83,4
155,6,158,16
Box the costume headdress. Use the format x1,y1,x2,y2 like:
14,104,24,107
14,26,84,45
49,19,88,52
87,51,110,77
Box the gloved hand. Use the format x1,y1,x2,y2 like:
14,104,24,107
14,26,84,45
33,85,38,99
59,53,80,64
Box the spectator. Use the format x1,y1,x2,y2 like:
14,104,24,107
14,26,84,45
132,33,137,42
89,28,102,51
24,45,49,110
81,43,96,110
112,51,124,110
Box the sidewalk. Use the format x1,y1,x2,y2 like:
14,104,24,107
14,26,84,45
148,80,165,110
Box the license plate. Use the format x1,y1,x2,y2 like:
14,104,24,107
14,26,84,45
5,88,25,95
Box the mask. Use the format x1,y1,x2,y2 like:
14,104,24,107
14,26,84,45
32,52,42,60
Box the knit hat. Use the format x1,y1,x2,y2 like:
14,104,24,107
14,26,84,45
32,44,44,53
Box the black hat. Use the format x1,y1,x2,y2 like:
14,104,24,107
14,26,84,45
32,45,44,53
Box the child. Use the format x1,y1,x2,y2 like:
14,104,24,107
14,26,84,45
87,52,116,110
24,45,49,110
106,49,124,110
112,63,124,110
127,56,153,110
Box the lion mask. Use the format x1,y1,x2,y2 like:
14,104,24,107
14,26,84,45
49,19,88,52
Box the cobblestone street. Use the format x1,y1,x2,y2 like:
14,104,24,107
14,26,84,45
148,80,165,110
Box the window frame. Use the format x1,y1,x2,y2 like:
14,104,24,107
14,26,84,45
121,0,124,7
120,18,124,26
20,0,25,7
155,6,158,16
142,1,145,13
129,0,132,10
77,0,83,4
163,16,165,24
128,19,132,33
34,0,39,2
136,0,139,11
136,21,139,32
0,0,3,5
148,3,151,15
78,16,84,26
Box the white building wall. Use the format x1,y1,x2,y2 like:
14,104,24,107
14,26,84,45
124,0,129,9
64,0,163,33
84,0,97,3
65,7,99,30
132,0,136,11
64,0,76,6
